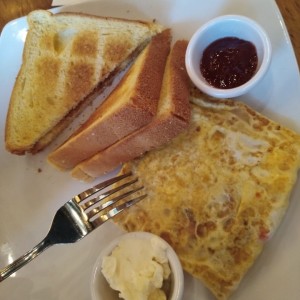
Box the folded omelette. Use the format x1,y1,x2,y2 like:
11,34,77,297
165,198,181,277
113,89,300,299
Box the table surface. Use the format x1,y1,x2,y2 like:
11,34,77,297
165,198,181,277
0,0,299,68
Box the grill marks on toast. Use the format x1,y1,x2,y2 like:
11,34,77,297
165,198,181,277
5,10,163,154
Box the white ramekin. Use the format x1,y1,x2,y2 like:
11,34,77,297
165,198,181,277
185,15,272,98
90,231,184,300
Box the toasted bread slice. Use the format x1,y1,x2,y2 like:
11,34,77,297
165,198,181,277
113,88,300,299
72,40,191,181
5,10,164,155
47,29,171,170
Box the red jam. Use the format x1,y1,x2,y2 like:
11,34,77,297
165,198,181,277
200,37,258,89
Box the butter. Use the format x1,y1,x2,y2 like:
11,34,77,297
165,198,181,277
101,236,171,300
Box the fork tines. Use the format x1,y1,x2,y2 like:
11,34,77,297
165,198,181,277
73,172,146,227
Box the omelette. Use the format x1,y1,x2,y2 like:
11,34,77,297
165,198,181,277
113,89,300,300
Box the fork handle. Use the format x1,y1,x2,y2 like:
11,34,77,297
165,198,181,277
0,238,52,282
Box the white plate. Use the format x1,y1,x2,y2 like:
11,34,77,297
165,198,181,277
0,0,300,299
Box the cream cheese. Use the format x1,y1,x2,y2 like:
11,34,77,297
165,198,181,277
101,236,171,300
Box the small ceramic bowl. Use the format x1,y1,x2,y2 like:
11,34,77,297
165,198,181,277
91,231,184,300
185,14,272,98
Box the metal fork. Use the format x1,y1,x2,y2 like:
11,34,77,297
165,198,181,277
0,172,146,282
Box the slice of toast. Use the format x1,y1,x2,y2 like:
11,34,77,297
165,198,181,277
47,29,171,170
71,40,191,181
5,10,163,155
113,88,300,299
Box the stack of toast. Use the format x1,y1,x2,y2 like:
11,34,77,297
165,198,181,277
5,10,191,180
5,10,163,154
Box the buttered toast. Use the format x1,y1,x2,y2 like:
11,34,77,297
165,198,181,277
48,29,171,170
72,40,191,181
5,10,163,154
113,88,300,300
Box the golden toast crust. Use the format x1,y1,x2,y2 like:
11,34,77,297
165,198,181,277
72,40,191,180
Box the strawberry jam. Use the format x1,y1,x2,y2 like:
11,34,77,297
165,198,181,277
200,37,258,89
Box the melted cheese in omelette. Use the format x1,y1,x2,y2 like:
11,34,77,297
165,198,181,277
113,90,300,300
